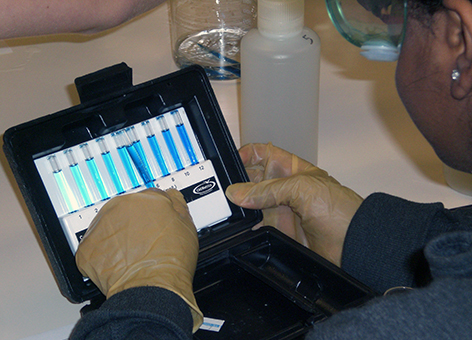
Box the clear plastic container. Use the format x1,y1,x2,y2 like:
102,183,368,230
170,0,257,80
240,0,320,164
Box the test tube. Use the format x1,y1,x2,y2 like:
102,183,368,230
48,155,80,213
96,137,125,194
123,128,155,188
64,149,93,207
157,116,184,171
80,143,109,200
142,121,170,177
171,110,198,165
113,131,141,189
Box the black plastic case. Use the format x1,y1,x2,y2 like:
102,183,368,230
3,64,377,339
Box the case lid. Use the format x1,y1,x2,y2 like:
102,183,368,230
3,64,262,303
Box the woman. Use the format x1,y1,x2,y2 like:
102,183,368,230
6,0,471,338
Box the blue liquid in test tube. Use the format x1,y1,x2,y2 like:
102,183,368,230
80,143,109,200
113,131,141,189
171,110,198,165
96,137,125,194
64,149,93,207
48,155,80,213
158,116,184,171
124,127,155,188
142,121,169,176
125,127,149,166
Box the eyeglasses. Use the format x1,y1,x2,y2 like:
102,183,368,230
325,0,407,61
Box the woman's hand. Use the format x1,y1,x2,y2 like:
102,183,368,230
76,188,203,332
226,143,363,266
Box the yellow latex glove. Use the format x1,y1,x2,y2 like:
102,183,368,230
226,143,363,266
76,188,203,333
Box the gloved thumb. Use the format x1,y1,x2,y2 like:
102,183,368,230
226,182,271,209
226,174,317,213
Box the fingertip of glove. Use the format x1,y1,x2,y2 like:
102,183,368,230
224,186,236,203
225,183,254,204
238,143,255,165
165,188,186,202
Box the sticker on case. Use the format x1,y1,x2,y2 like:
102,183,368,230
200,317,225,332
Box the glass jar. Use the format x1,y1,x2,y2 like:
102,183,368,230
170,0,257,80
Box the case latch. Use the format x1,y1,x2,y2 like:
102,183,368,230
74,62,133,103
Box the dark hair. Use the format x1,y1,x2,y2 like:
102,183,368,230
410,0,444,18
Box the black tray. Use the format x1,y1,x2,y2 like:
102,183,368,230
194,226,375,339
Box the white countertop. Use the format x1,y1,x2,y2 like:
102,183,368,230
1,1,471,339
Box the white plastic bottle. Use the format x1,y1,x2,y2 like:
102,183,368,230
240,0,320,164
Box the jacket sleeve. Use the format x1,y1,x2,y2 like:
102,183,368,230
341,192,472,293
69,287,193,340
306,226,472,340
306,274,472,340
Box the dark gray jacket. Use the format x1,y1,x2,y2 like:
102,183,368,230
307,193,472,339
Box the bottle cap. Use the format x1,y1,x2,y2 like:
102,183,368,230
258,0,304,37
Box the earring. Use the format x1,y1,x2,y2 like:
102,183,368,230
452,69,460,81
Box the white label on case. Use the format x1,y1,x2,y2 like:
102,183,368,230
200,317,225,332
